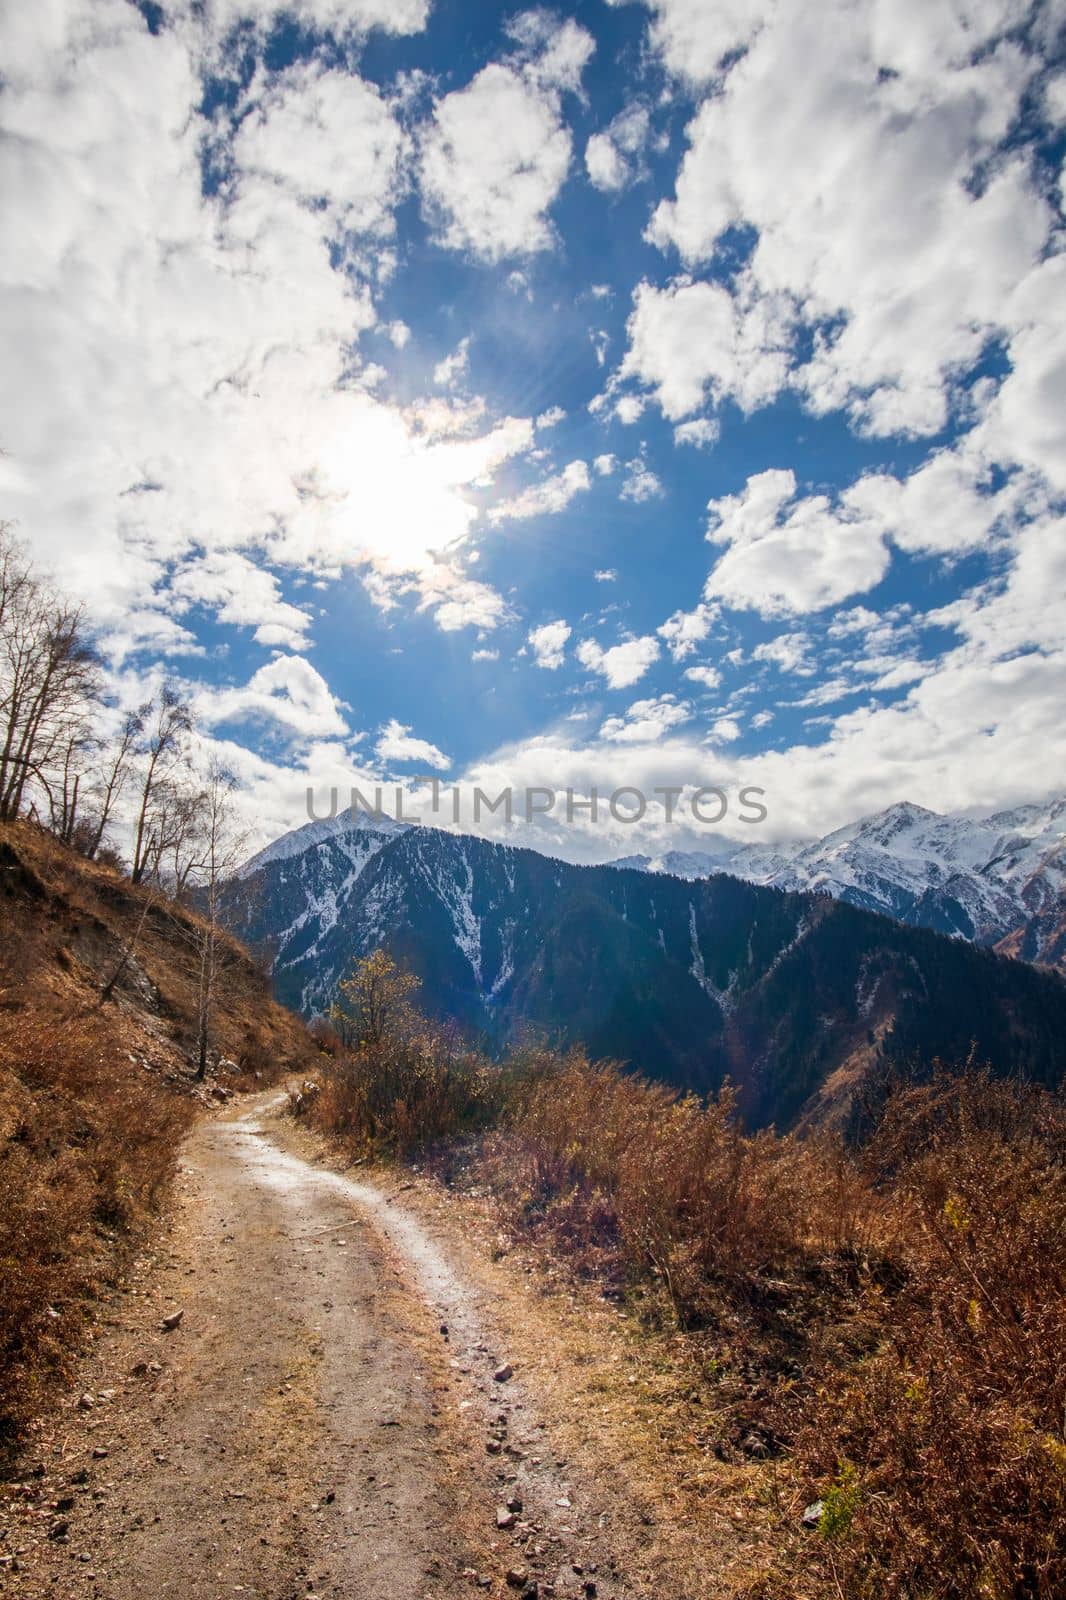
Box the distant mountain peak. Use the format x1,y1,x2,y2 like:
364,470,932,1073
608,794,1066,974
237,806,409,880
220,809,1066,1133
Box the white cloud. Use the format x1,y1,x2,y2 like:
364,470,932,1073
386,320,411,348
208,0,430,38
683,663,722,690
577,634,661,689
1045,72,1066,125
375,718,451,770
674,417,720,449
593,567,617,582
419,19,593,262
980,254,1066,494
625,0,771,84
752,630,816,675
614,394,647,424
0,0,539,654
529,619,572,670
434,337,471,388
644,2,1048,437
536,405,566,429
658,602,716,660
593,453,617,476
170,551,311,649
471,647,500,662
489,459,591,522
709,715,742,743
600,693,691,743
620,456,664,503
585,104,650,191
232,60,406,236
409,563,517,633
704,468,891,617
201,656,349,740
620,275,793,420
505,11,597,93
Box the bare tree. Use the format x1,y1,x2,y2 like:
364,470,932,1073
83,705,145,859
44,713,97,845
130,684,193,884
0,527,100,824
181,761,246,1081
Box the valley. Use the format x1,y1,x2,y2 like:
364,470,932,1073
224,803,1066,1130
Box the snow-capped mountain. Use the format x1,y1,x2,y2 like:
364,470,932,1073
221,808,1066,1131
237,807,407,879
611,798,1066,972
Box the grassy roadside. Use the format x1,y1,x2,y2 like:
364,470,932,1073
293,955,1066,1600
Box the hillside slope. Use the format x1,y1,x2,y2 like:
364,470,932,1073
0,821,316,1436
224,814,1066,1130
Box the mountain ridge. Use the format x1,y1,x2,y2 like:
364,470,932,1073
223,806,1066,1132
607,795,1066,973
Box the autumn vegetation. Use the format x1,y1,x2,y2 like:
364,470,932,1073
299,952,1066,1600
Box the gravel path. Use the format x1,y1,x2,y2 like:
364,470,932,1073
2,1095,622,1600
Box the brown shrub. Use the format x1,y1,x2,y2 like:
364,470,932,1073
302,953,504,1157
791,1072,1066,1599
497,1051,882,1323
293,949,1066,1595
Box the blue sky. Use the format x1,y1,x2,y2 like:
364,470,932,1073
1,0,1065,859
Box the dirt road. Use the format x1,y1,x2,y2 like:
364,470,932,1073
3,1095,623,1600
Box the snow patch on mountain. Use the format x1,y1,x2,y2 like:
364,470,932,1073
612,797,1066,970
238,807,407,879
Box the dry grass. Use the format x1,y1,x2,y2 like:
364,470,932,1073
305,976,1066,1600
0,1010,191,1436
0,819,319,1445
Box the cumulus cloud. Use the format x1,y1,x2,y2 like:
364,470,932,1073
643,1,1049,437
375,718,451,770
208,0,430,39
232,60,406,236
170,551,312,649
0,0,537,654
674,417,720,449
704,468,891,617
529,619,572,670
201,656,350,740
619,276,794,420
981,254,1066,494
419,17,593,260
577,634,661,688
434,337,472,388
683,663,722,690
658,602,717,660
585,104,650,191
752,631,816,675
623,0,769,83
489,460,591,522
613,394,647,424
620,455,664,503
600,693,691,742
